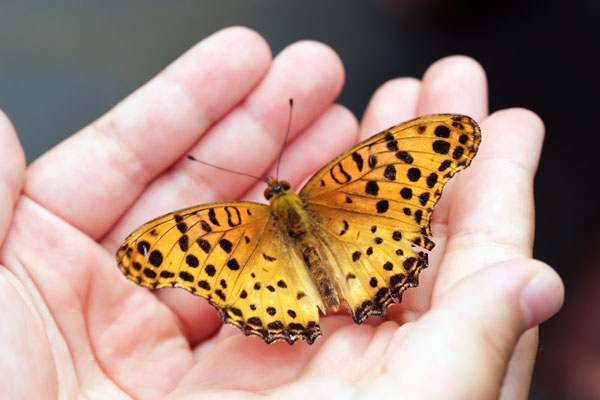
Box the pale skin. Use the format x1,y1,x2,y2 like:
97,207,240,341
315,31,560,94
0,27,564,399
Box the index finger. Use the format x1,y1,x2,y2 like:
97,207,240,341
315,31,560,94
24,27,272,239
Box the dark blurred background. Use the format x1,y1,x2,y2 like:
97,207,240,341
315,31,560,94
1,1,598,398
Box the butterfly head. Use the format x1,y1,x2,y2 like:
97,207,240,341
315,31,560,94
264,178,291,200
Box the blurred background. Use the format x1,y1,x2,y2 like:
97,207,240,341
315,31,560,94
1,1,597,398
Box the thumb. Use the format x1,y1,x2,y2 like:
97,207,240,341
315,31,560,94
382,258,564,399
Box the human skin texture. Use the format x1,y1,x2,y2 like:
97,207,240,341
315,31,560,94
0,27,563,399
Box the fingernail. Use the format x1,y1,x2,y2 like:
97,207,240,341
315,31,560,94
520,274,563,328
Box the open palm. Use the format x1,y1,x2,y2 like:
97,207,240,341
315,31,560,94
0,27,563,399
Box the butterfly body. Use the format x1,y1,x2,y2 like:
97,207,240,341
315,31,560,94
117,114,481,344
267,177,341,310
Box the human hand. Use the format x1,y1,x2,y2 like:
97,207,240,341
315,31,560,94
0,27,563,399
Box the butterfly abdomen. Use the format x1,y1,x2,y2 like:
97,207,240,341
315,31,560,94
269,185,340,310
298,242,340,310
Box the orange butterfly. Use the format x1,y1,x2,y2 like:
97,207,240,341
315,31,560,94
116,114,481,344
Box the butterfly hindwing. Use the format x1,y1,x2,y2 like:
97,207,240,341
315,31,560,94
310,208,428,323
224,223,324,344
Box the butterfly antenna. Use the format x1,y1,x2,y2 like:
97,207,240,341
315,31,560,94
276,98,294,180
186,155,268,183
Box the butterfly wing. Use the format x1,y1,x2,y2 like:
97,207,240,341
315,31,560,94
117,202,324,344
299,114,481,322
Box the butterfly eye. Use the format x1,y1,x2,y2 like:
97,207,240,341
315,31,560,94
281,180,291,190
264,187,273,200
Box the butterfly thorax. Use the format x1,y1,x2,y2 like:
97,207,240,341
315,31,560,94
265,178,340,310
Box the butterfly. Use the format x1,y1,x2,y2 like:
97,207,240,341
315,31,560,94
116,114,481,344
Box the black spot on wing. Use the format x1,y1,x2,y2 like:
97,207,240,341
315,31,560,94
143,268,156,278
407,168,421,182
438,160,452,172
368,155,377,168
176,222,188,233
330,162,351,184
351,152,364,172
340,220,349,236
196,238,211,253
376,200,389,213
366,181,379,196
386,138,398,151
426,173,438,188
433,140,451,155
205,264,216,276
215,289,226,301
186,254,199,268
414,210,423,224
178,235,189,251
137,241,150,255
434,125,450,138
225,206,242,227
219,239,233,253
149,250,163,267
227,259,240,270
396,151,413,164
452,146,464,160
400,188,413,200
160,270,175,278
200,220,212,233
384,165,396,180
262,253,276,262
179,271,194,282
208,208,220,226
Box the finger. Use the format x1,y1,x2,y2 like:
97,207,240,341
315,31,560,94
382,258,563,398
416,55,488,121
360,77,421,139
435,108,545,293
25,26,272,239
103,40,345,250
0,110,25,243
